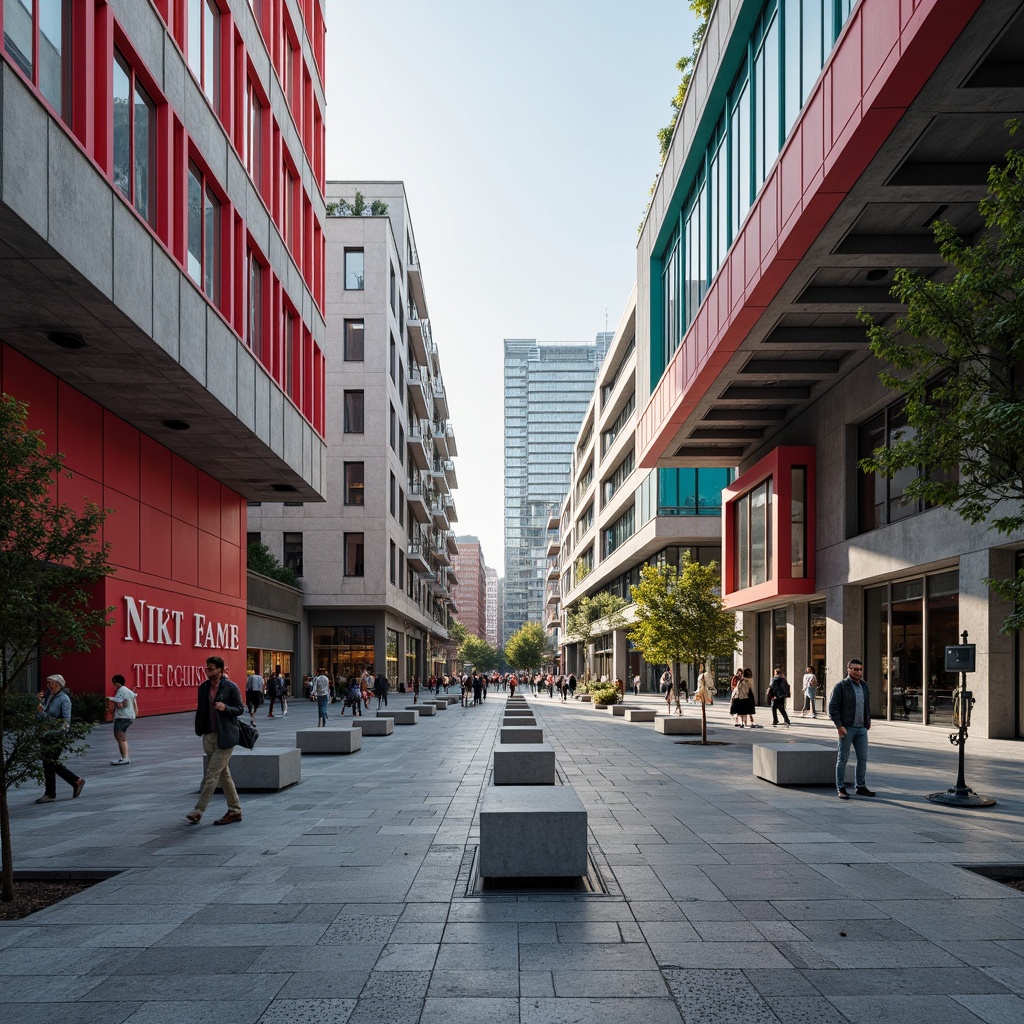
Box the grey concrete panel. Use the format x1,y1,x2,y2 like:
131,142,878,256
110,0,164,90
478,786,587,877
301,422,312,486
654,716,702,734
151,247,180,360
492,743,556,785
254,367,272,446
357,717,394,736
282,402,302,470
269,384,284,456
236,344,256,431
2,69,48,242
202,747,301,790
183,78,227,187
162,37,185,113
112,202,154,335
499,727,543,744
178,282,207,385
296,727,362,754
753,743,848,786
502,717,536,728
205,310,237,412
47,123,112,298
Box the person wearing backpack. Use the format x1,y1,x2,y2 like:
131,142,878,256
768,668,792,727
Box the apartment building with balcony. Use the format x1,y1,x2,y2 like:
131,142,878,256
551,292,730,689
635,0,1024,734
0,0,327,710
248,181,458,686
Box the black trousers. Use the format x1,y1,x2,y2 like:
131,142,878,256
43,748,79,797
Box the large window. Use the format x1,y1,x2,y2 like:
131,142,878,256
282,532,303,577
603,504,635,557
344,320,364,361
603,449,635,507
734,479,772,590
344,462,364,506
243,75,264,190
344,533,364,577
312,625,375,680
187,0,219,108
245,248,264,360
601,393,635,456
112,51,156,224
345,248,364,290
4,0,72,120
344,390,364,433
187,160,220,304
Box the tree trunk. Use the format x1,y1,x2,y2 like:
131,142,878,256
0,703,13,901
701,695,707,744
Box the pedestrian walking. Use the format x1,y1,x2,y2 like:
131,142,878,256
186,656,244,825
801,666,818,717
345,679,363,716
829,659,875,799
768,668,791,727
311,668,331,726
374,670,389,709
34,674,85,803
245,669,265,721
660,668,674,712
632,672,641,696
106,674,138,764
730,668,757,728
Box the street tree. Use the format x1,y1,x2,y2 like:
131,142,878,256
504,622,547,672
0,394,113,902
628,556,742,740
459,633,498,673
858,127,1024,631
565,591,627,682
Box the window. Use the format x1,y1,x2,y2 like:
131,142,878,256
734,479,772,590
603,504,635,557
344,533,364,577
345,248,364,290
390,264,396,313
398,550,404,589
283,308,295,397
791,465,806,578
389,472,396,516
344,390,364,433
389,404,396,449
245,248,263,360
244,76,264,190
601,393,636,455
112,51,156,224
603,450,635,507
389,335,396,381
187,0,219,108
283,532,303,576
246,531,260,547
389,540,396,585
4,0,72,121
344,320,364,361
187,160,221,304
344,462,364,506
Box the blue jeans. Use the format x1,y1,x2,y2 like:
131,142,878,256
836,726,868,790
316,694,329,724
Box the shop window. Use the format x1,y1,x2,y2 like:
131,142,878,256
187,0,219,108
187,160,221,305
345,248,364,290
345,533,364,577
4,0,72,121
344,462,364,506
112,50,156,225
282,532,303,576
344,320,364,361
344,390,364,433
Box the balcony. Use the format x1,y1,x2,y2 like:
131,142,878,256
407,364,430,418
545,537,561,557
445,530,458,555
447,564,459,586
435,543,451,566
432,420,448,457
430,496,447,526
407,421,429,470
546,589,560,607
547,514,561,531
407,541,429,573
432,378,449,417
407,308,428,364
546,564,559,581
546,612,561,630
445,422,458,456
443,458,458,489
444,494,458,523
407,478,430,523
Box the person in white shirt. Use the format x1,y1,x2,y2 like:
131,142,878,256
801,666,818,718
106,674,138,765
245,671,265,722
632,673,641,696
311,669,331,726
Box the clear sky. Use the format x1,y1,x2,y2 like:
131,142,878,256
326,0,697,574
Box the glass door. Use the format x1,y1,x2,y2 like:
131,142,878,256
808,600,826,713
891,580,924,723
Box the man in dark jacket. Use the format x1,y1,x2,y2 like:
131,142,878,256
828,659,875,800
768,668,791,727
186,656,245,826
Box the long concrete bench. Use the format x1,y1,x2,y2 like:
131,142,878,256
430,700,448,711
502,717,536,728
411,702,436,715
500,726,543,744
577,693,593,702
357,717,394,736
753,743,848,786
479,786,588,877
374,710,419,724
504,708,534,717
610,704,644,716
655,716,702,735
624,709,657,723
493,743,556,785
296,726,362,754
204,747,301,791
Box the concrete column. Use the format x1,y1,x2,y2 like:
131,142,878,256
612,628,628,683
959,548,1016,739
825,584,862,687
738,611,757,673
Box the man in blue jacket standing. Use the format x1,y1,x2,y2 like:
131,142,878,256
828,659,876,800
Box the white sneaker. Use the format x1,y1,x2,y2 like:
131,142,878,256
110,758,130,765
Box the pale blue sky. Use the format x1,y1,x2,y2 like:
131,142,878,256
326,0,697,572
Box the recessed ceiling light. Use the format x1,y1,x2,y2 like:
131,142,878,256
46,331,85,350
161,419,190,431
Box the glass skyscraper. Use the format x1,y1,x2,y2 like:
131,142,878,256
503,335,611,642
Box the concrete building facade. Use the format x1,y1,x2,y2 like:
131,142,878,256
485,566,499,648
1,0,327,710
503,334,610,641
635,0,1024,735
248,182,458,687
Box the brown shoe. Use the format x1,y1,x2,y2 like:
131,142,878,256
213,811,242,826
185,811,202,824
72,778,85,799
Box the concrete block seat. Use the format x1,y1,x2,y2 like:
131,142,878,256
576,694,593,703
493,743,556,785
374,710,419,724
479,786,588,878
502,717,536,728
610,704,643,716
655,716,702,735
500,726,543,744
296,727,362,754
624,709,657,723
504,708,534,717
204,747,301,791
753,743,848,786
412,702,436,715
430,700,448,711
357,717,394,736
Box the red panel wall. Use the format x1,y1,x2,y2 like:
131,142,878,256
1,345,247,715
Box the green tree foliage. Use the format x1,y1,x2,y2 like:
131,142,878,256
459,633,499,672
504,622,548,671
0,394,113,901
628,556,742,740
448,619,468,646
565,591,627,681
657,0,713,160
858,126,1024,631
247,541,300,588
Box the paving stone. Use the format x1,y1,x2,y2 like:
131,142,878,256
663,968,780,1024
552,970,670,997
255,999,357,1024
952,993,1024,1024
426,970,520,997
829,994,993,1023
520,997,685,1024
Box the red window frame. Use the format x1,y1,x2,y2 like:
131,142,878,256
111,44,159,227
185,150,228,311
1,0,75,126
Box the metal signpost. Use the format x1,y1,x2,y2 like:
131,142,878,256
927,631,995,807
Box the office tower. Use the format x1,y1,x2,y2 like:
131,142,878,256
485,567,499,648
503,334,610,640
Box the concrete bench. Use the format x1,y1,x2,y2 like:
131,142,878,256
610,704,643,716
576,693,593,702
624,709,657,723
374,710,419,725
204,747,301,791
655,716,702,735
493,743,556,785
502,717,536,728
753,743,848,786
479,786,588,877
504,708,534,717
296,727,362,754
500,726,543,744
412,702,436,715
430,700,448,711
357,717,394,736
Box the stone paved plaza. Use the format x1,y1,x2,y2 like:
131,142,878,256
2,690,1024,1024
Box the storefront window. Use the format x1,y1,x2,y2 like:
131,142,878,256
925,571,960,728
312,626,373,682
808,600,826,707
386,628,399,685
891,578,924,724
864,586,888,718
